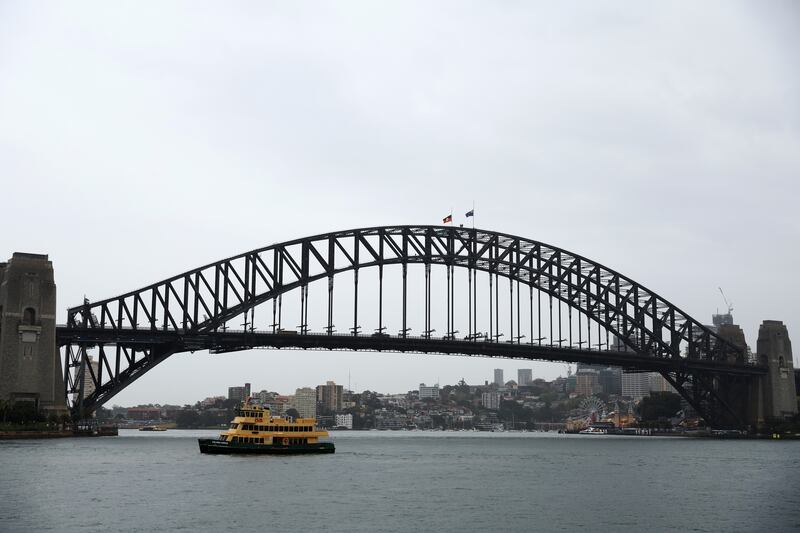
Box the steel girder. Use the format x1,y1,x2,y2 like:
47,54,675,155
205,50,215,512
58,225,762,424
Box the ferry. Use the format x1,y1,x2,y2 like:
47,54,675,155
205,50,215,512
198,399,335,455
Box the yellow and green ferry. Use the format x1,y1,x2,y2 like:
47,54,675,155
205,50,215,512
198,399,334,455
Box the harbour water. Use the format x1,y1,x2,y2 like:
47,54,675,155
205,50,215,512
1,430,798,532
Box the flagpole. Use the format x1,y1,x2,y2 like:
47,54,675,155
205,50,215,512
472,200,475,229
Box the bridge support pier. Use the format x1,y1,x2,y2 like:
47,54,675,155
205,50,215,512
0,253,67,417
752,320,797,425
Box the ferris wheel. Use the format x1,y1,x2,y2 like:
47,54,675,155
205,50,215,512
578,396,606,424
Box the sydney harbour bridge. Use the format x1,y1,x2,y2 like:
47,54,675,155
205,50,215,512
1,225,796,430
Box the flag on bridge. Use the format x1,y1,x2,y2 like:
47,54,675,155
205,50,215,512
442,213,453,224
465,209,474,217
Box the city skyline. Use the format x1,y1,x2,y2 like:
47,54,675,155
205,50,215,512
107,362,562,406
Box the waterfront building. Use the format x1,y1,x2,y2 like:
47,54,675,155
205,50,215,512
293,387,317,419
517,369,532,386
493,369,504,387
316,381,343,413
418,383,440,400
127,406,161,420
481,391,502,410
335,413,353,429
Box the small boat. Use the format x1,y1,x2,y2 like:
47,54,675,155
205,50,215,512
198,399,334,455
139,425,167,432
578,426,607,435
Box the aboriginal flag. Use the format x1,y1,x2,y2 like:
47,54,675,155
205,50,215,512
443,214,453,224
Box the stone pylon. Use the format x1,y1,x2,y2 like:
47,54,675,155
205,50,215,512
0,253,67,416
755,320,797,422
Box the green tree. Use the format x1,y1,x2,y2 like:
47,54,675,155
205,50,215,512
7,402,44,424
175,409,201,428
639,392,682,422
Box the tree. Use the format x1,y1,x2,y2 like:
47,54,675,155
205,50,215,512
175,409,201,428
7,402,44,424
639,392,682,422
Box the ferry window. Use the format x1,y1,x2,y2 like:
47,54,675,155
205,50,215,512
232,437,239,443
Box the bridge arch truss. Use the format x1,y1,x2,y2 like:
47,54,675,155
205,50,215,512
58,225,761,427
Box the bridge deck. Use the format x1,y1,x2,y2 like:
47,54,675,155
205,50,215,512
56,327,765,377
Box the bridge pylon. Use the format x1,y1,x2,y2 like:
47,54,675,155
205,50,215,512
753,320,797,425
0,253,67,416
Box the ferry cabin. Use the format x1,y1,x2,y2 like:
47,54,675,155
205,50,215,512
219,405,328,446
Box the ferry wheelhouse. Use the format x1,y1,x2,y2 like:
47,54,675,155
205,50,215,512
198,399,334,455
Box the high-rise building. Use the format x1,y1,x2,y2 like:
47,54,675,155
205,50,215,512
575,371,600,396
316,381,343,413
622,372,651,401
623,372,677,400
517,369,533,386
648,373,676,394
293,387,317,419
227,383,251,402
72,356,100,404
599,367,622,395
418,383,440,400
493,369,504,386
712,312,733,330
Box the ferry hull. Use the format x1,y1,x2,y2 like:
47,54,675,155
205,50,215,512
198,438,335,455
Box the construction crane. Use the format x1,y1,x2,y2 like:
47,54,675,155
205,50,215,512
718,287,734,315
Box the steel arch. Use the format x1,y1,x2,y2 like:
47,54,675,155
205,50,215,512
58,225,757,424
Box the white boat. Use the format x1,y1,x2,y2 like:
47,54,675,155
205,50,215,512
578,426,607,435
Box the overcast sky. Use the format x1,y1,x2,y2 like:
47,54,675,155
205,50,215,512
1,2,798,406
